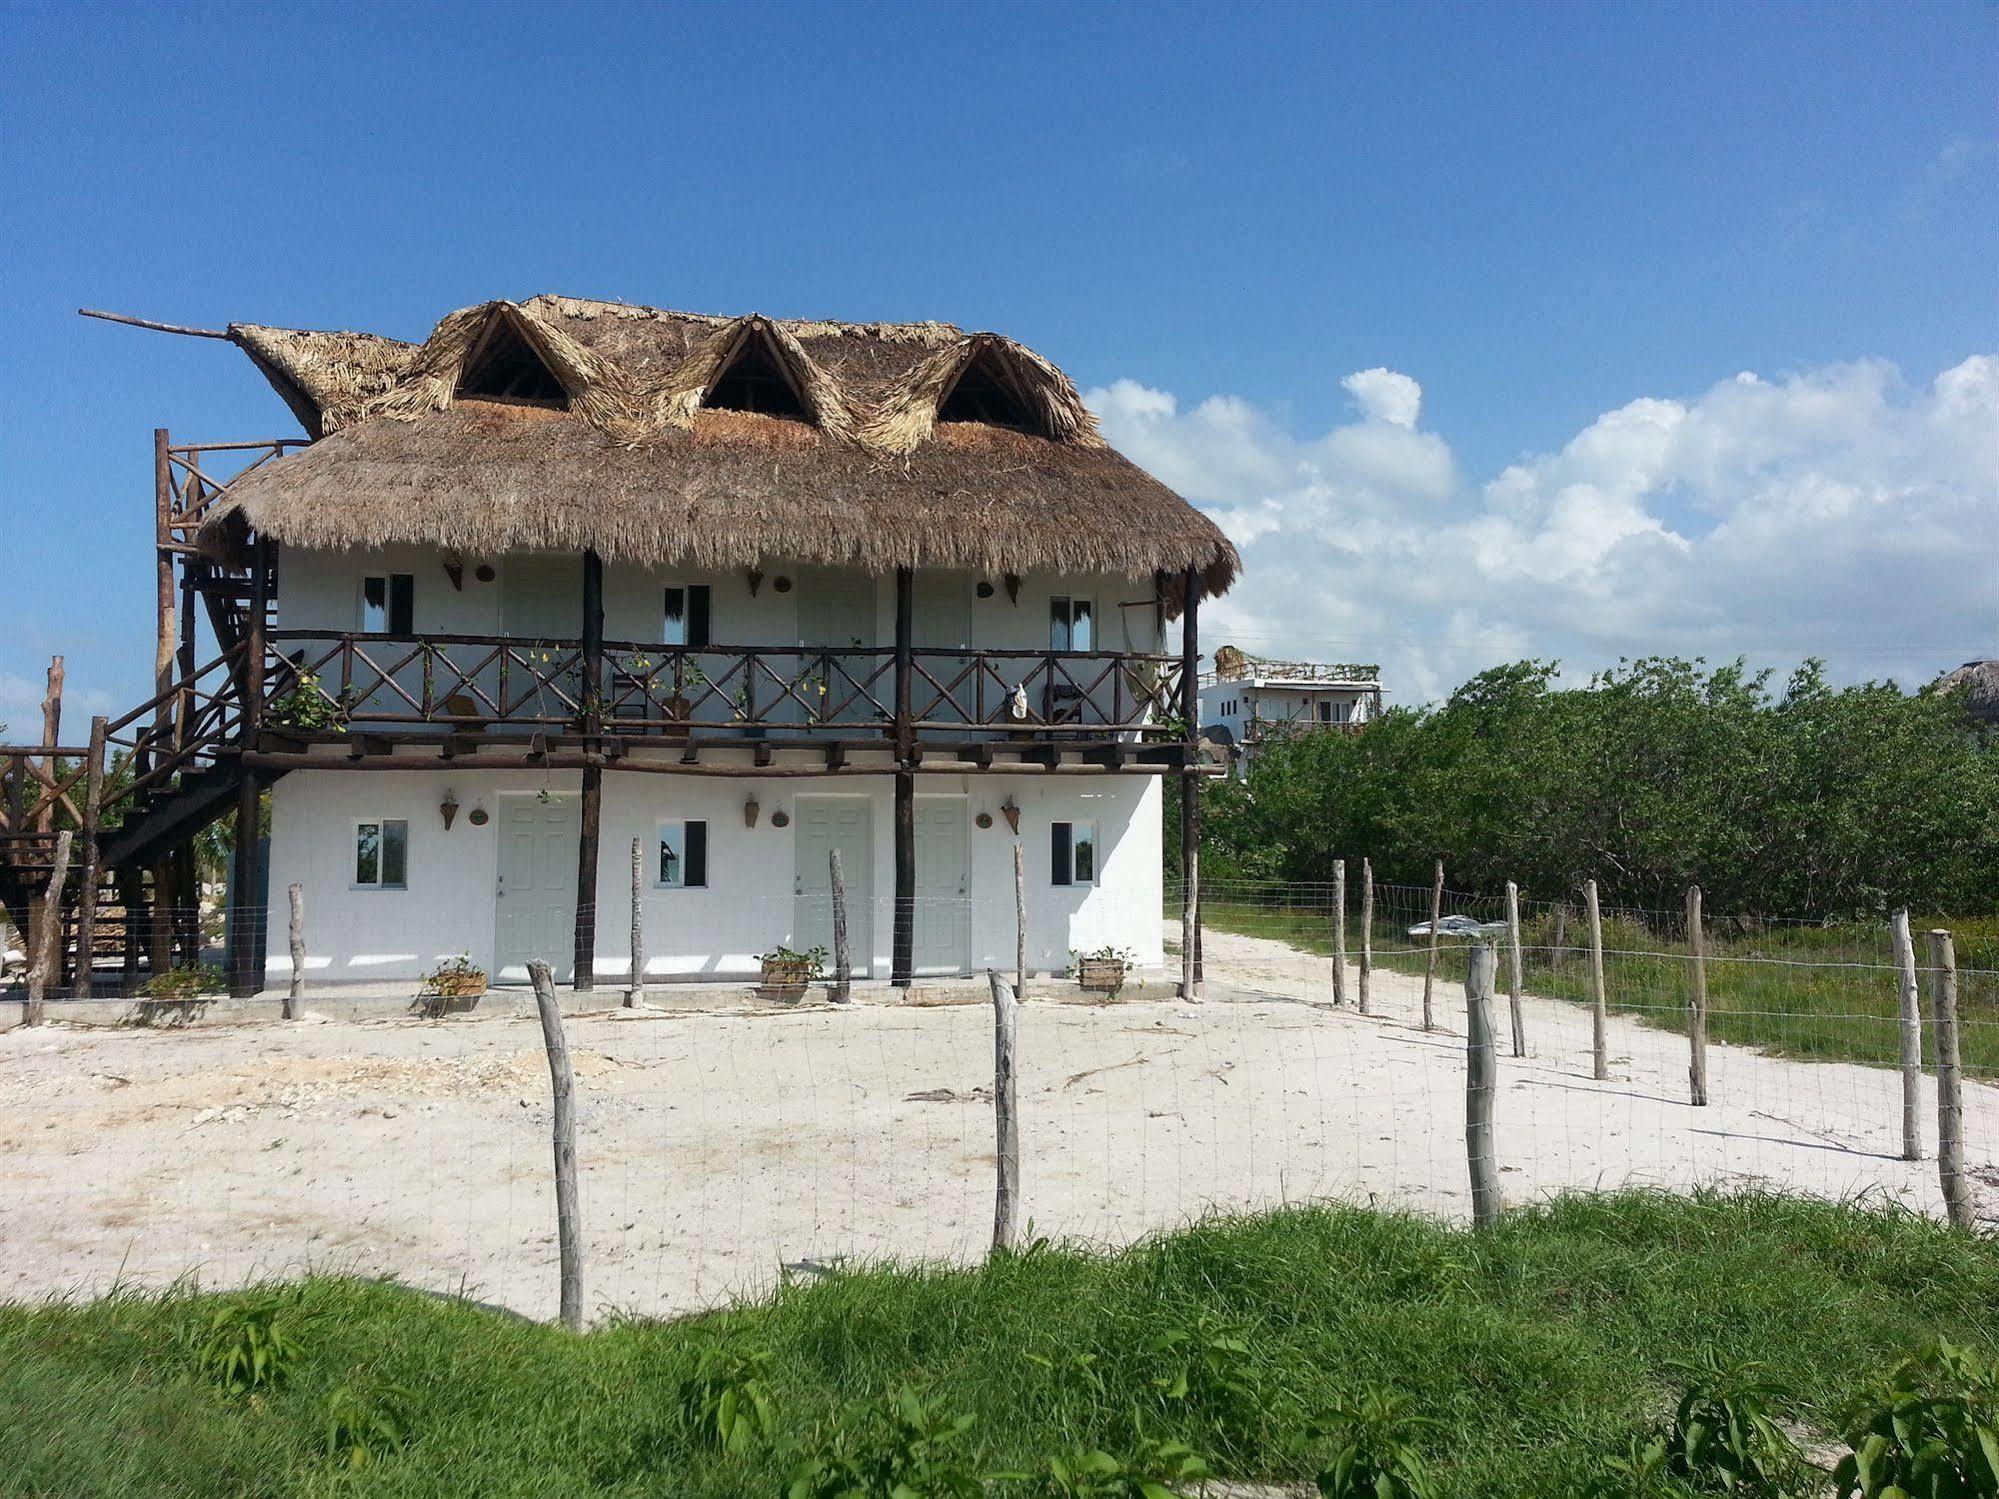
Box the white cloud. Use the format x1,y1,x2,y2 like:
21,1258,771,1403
1341,367,1423,429
1089,358,1999,705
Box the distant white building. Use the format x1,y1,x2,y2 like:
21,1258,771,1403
1198,646,1381,771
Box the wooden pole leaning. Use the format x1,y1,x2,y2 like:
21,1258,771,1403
1925,930,1972,1231
1421,858,1443,1031
1331,859,1348,1006
1464,938,1501,1229
24,830,73,1026
830,847,851,1004
1585,878,1608,1081
285,883,305,1020
1358,857,1374,1016
1013,840,1026,1000
1178,565,1201,1001
1686,885,1710,1107
1504,880,1526,1058
71,715,109,997
1891,909,1922,1162
989,970,1021,1253
528,959,585,1330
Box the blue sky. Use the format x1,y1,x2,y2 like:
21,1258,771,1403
3,1,1994,720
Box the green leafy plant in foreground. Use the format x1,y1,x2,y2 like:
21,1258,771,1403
192,1295,306,1397
323,1378,416,1468
1311,1388,1440,1499
138,964,226,1000
1046,1434,1212,1497
678,1345,779,1455
783,1385,994,1499
1834,1340,1999,1498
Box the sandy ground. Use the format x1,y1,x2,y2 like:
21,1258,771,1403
2,924,1991,1323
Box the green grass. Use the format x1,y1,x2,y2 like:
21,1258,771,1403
1199,897,1999,1075
2,1192,1994,1496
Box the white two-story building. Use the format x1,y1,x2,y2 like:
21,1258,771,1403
1197,646,1381,773
182,295,1236,993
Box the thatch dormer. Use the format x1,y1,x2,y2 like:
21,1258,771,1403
198,294,1238,605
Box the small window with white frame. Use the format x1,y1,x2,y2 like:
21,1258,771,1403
656,819,709,888
1049,596,1094,652
1050,819,1098,886
359,573,414,634
662,585,712,647
353,818,408,889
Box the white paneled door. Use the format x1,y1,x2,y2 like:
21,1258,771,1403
794,796,873,978
913,796,970,976
495,794,578,983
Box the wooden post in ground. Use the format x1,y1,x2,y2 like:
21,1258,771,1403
71,715,108,998
829,847,851,1004
1358,857,1374,1015
1421,858,1443,1030
891,567,915,988
147,856,173,979
1685,885,1710,1107
285,883,304,1020
1891,909,1922,1162
528,959,585,1330
1504,880,1526,1057
572,548,605,992
1012,841,1026,999
1331,859,1348,1006
1178,564,1202,1001
116,866,143,996
24,830,73,1026
152,429,177,746
989,970,1020,1252
626,837,645,1007
1464,937,1500,1229
1925,930,1972,1231
34,656,63,835
1585,878,1608,1081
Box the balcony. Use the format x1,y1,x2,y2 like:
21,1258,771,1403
261,632,1189,756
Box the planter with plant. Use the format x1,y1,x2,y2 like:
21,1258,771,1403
414,954,487,1016
1072,945,1139,998
756,944,827,1001
266,670,350,733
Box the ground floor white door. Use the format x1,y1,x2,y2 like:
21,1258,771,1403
495,793,578,982
794,795,873,977
913,796,970,975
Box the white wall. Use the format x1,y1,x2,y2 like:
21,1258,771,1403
264,766,1163,985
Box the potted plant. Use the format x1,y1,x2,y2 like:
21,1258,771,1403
755,943,827,1001
1072,944,1139,999
266,669,350,733
414,954,487,1017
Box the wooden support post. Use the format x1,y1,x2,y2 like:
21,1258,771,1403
892,568,915,988
528,959,585,1330
1179,564,1201,1000
24,830,73,1025
116,866,143,996
152,429,176,741
829,846,851,1003
172,850,200,968
1585,878,1608,1080
1685,885,1710,1107
989,969,1020,1253
1331,858,1347,1005
285,883,305,1020
1421,857,1443,1031
1358,857,1374,1016
573,550,604,992
71,715,108,998
1504,880,1526,1058
1891,909,1922,1162
1465,937,1500,1229
1925,929,1972,1231
1013,840,1026,998
147,858,173,979
227,772,263,998
627,836,645,1007
35,656,63,837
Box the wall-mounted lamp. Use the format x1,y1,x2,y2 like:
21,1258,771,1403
1000,797,1020,834
746,568,765,597
744,795,761,828
440,789,460,830
1003,573,1022,605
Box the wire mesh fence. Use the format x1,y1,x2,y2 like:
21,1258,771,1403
1,878,1991,1324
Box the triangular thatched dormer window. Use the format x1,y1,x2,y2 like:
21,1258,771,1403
703,327,809,419
456,315,569,406
937,346,1039,431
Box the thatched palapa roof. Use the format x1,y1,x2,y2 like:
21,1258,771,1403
197,295,1238,602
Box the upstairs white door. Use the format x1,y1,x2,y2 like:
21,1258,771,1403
495,793,578,983
913,796,970,975
500,555,585,727
796,569,878,728
793,795,873,977
913,572,976,725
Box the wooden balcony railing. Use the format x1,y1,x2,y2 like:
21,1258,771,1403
263,633,1185,741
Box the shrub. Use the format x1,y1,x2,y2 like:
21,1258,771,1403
1833,1340,1999,1497
192,1295,306,1397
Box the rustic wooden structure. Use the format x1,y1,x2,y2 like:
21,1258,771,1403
2,298,1237,998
